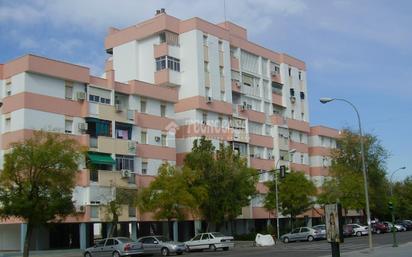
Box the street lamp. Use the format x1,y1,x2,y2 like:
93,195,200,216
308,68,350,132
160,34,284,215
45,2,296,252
388,166,406,247
319,97,373,250
273,148,296,240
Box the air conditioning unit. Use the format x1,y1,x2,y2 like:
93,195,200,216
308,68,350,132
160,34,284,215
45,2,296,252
75,205,86,213
206,96,212,103
155,136,161,142
78,122,88,132
235,81,241,87
76,91,86,101
115,104,122,112
121,169,131,178
290,96,296,103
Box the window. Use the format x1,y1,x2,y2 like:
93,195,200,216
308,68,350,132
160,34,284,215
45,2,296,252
203,35,208,45
160,104,166,117
298,71,302,80
141,161,148,175
161,134,167,146
220,91,225,101
300,154,304,164
288,67,292,76
301,112,305,120
105,239,115,246
156,56,180,72
115,123,132,140
201,234,210,240
65,119,73,134
5,117,11,131
140,131,147,144
220,66,224,77
205,87,210,97
204,61,209,73
299,133,303,143
290,88,295,96
116,155,134,171
218,40,223,51
218,116,223,127
140,99,147,113
292,228,300,234
89,94,110,104
300,91,305,99
202,112,207,125
291,110,294,119
65,85,73,99
5,79,11,96
192,234,202,241
91,206,99,218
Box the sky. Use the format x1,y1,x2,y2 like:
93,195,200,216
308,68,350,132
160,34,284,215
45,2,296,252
1,0,411,180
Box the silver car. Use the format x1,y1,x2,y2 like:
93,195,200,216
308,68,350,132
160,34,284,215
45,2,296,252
280,227,322,243
312,224,327,239
137,235,186,256
84,237,144,257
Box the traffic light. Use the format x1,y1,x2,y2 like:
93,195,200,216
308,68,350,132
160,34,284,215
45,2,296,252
279,165,286,178
388,201,393,211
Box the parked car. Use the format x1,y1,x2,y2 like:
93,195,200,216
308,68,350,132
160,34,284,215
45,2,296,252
83,237,144,257
280,227,323,243
136,235,185,256
395,220,412,231
372,222,389,234
343,224,354,237
383,222,406,232
312,224,326,239
346,224,368,237
184,232,234,252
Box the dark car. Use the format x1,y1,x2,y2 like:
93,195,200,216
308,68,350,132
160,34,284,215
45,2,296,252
396,220,412,231
372,222,389,234
343,225,354,237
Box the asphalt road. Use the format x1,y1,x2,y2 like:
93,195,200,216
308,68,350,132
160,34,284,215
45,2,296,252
187,231,412,257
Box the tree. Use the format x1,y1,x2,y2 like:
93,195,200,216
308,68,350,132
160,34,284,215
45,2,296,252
264,171,316,228
318,129,390,219
392,177,412,219
139,163,202,239
0,131,83,257
184,137,258,231
105,187,138,237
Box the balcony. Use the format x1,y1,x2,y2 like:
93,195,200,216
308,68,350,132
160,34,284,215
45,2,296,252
153,43,169,58
250,157,275,170
94,170,137,189
93,136,137,155
154,69,180,87
230,56,239,70
238,107,266,123
88,103,134,124
271,72,282,84
272,93,284,107
232,128,249,143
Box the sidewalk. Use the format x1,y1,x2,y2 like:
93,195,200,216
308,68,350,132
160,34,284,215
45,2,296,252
0,249,81,257
320,242,412,257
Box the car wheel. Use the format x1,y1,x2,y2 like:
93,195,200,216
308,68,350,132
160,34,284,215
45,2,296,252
161,247,170,256
307,235,314,242
185,245,191,252
84,252,92,257
112,251,121,257
376,229,381,234
283,237,289,243
209,244,217,251
223,247,229,251
356,231,362,237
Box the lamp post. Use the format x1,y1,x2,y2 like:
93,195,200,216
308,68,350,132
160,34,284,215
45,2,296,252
272,148,296,240
388,166,406,247
319,97,373,250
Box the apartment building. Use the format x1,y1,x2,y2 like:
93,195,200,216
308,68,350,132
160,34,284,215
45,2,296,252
0,10,343,251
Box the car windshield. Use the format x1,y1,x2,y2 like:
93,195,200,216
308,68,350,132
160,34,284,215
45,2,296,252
210,232,225,238
118,238,135,243
155,236,169,242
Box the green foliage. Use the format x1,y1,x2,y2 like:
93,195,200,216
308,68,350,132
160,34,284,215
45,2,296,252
264,171,316,224
105,187,138,237
393,177,412,219
318,129,390,218
183,137,258,229
0,131,83,257
139,163,201,221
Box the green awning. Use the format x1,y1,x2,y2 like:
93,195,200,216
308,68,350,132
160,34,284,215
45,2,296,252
88,152,115,165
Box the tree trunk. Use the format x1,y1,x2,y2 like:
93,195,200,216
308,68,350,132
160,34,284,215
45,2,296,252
23,222,33,257
109,213,118,237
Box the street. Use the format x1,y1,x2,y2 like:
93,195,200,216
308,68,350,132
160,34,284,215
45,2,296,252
187,231,412,257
